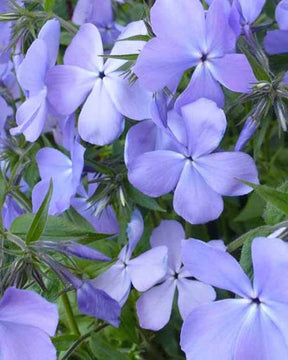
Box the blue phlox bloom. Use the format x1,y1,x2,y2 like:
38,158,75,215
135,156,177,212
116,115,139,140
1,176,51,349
229,0,266,38
52,113,76,152
127,98,259,224
76,281,121,327
0,287,58,360
32,140,85,215
134,0,256,108
125,92,181,166
2,194,25,230
47,21,152,145
136,220,218,331
36,239,112,262
92,209,168,306
0,95,13,136
264,0,288,54
72,0,122,47
181,236,288,360
71,173,120,234
10,19,61,142
234,116,258,151
0,60,21,99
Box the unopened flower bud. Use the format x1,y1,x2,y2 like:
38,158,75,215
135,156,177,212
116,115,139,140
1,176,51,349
235,117,258,151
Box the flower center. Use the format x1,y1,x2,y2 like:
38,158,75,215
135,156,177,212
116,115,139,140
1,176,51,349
200,53,208,62
99,71,105,79
252,297,261,305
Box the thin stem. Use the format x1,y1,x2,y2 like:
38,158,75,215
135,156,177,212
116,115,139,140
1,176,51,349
53,13,78,34
227,221,288,253
61,292,81,336
61,324,108,360
185,222,193,238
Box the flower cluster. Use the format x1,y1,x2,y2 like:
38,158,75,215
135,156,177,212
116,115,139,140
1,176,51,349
0,0,288,359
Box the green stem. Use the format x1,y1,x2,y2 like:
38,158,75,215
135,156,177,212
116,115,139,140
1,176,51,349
61,324,108,360
53,13,78,34
61,293,81,336
185,222,193,238
226,221,288,253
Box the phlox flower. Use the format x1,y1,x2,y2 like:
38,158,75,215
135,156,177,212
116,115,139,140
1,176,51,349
181,236,288,359
229,0,266,39
42,244,121,327
52,113,76,152
73,0,122,47
0,0,23,64
0,60,20,99
0,287,58,360
127,98,259,224
76,281,121,326
134,0,256,108
55,264,121,327
92,209,168,306
71,173,120,234
234,117,258,151
0,163,27,229
10,19,61,141
36,239,112,262
124,91,179,166
2,194,25,230
264,0,288,54
0,95,12,135
47,21,152,145
136,220,218,331
32,141,85,215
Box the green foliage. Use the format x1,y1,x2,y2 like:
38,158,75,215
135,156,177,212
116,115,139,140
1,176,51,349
239,226,273,277
241,180,288,218
25,180,53,244
11,213,109,243
125,183,166,212
44,0,56,12
1,0,288,359
264,181,288,225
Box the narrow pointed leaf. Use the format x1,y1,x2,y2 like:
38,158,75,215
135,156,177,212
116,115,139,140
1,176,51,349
240,180,288,217
25,180,53,244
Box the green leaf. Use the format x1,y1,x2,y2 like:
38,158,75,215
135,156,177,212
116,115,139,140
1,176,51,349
60,31,74,46
126,184,166,212
234,192,265,222
238,42,270,82
44,0,56,12
239,226,274,277
0,169,7,209
264,181,288,225
100,54,139,61
240,180,288,217
53,335,78,352
63,206,96,232
253,113,271,159
116,34,151,42
25,181,53,244
11,214,109,243
90,336,129,360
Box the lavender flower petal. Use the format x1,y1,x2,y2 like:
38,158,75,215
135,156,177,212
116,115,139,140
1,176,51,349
173,162,224,224
136,280,176,331
182,239,253,297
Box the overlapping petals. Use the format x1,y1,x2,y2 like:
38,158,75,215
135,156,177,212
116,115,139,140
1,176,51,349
181,237,288,360
0,287,58,360
134,0,255,107
47,21,152,145
136,220,216,331
93,210,168,306
127,98,259,224
265,0,288,54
